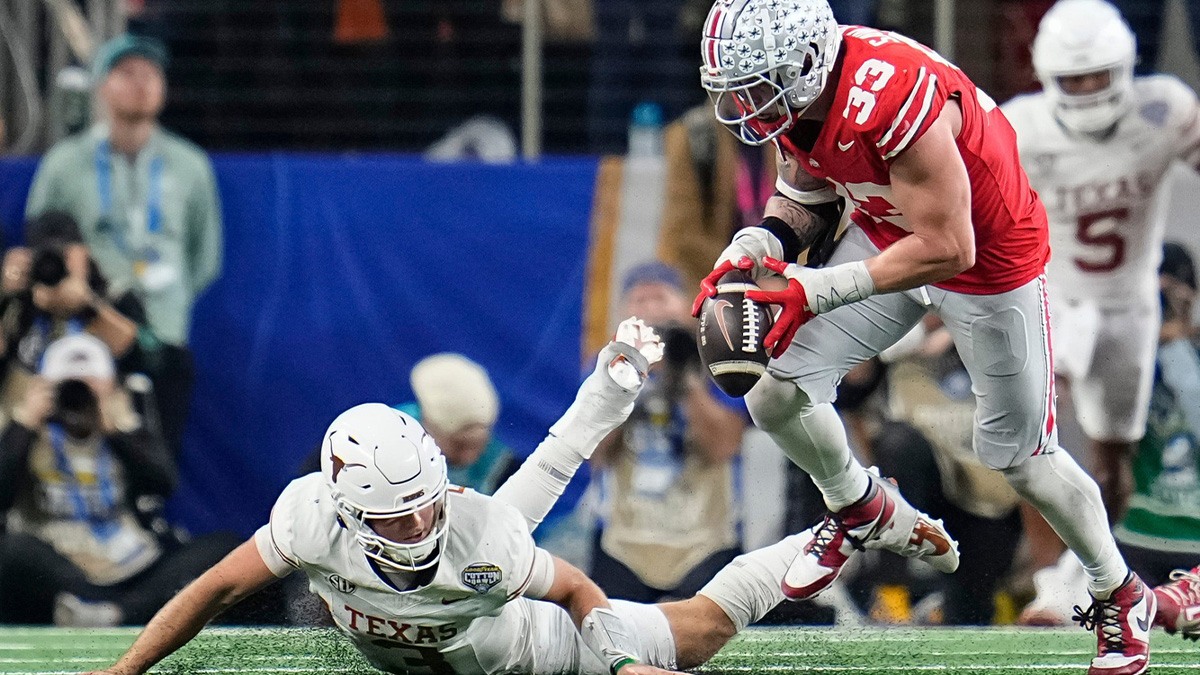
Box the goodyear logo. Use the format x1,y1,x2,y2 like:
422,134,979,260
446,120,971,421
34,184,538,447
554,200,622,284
461,562,502,594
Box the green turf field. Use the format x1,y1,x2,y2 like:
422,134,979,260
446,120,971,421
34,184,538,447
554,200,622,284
0,626,1197,674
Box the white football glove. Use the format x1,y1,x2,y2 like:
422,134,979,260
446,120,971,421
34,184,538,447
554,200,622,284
714,227,785,282
549,317,662,459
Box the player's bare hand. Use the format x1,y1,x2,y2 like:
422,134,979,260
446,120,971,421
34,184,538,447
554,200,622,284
745,256,813,358
691,256,753,317
616,663,688,675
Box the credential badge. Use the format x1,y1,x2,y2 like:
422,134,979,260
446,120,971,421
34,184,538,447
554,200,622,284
461,562,503,594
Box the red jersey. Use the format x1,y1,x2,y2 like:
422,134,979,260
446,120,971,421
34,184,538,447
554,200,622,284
777,27,1050,295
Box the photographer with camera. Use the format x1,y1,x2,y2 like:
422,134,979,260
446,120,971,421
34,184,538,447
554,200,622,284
0,212,157,418
588,261,749,602
0,334,234,626
24,34,223,459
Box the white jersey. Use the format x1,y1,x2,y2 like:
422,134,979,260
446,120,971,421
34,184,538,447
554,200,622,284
255,474,541,675
1004,75,1200,306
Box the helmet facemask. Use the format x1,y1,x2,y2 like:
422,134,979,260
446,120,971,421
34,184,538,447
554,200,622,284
320,404,453,574
704,60,811,144
1042,64,1134,135
334,471,450,573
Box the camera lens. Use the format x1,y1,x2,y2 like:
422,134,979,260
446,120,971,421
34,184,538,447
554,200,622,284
31,248,68,286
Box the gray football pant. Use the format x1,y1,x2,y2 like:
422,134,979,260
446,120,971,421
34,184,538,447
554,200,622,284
747,226,1125,590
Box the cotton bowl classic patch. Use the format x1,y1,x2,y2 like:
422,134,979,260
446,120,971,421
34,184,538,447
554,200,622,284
461,563,502,593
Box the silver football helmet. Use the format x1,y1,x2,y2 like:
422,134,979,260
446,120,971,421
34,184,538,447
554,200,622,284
700,0,842,145
1032,0,1136,134
321,403,450,572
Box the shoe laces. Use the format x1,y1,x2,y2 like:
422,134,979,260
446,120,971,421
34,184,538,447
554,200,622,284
1073,597,1124,654
806,515,866,560
1167,568,1200,601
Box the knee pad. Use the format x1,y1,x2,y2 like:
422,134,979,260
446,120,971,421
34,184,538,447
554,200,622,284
973,408,1054,471
745,374,812,433
1000,451,1102,505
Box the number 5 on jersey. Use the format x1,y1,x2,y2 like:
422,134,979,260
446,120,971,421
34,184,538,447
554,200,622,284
844,59,896,124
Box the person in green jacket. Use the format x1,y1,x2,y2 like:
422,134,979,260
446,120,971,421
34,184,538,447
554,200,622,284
24,34,223,458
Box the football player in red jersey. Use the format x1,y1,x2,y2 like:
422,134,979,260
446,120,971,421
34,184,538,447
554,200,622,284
694,1,1152,673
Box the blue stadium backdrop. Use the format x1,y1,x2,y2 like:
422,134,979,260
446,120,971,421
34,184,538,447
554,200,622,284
0,155,601,537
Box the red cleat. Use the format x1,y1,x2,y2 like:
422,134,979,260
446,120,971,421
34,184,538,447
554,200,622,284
1153,566,1200,641
781,515,858,600
1074,574,1155,675
780,471,959,601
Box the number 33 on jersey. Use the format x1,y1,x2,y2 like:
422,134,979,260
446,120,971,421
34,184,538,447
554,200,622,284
775,26,1050,296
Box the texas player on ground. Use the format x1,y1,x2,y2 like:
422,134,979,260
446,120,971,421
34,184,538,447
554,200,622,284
81,319,817,675
1002,0,1200,625
695,1,1152,673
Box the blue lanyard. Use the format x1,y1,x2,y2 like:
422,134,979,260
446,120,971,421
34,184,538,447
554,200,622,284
34,316,84,348
95,139,164,254
48,423,120,541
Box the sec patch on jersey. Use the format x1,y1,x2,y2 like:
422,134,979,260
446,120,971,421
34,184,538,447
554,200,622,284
697,271,774,397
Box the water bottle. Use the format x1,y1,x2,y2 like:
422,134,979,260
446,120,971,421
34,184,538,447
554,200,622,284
627,102,664,158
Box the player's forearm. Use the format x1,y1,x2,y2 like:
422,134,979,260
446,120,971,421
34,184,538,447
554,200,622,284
108,541,278,675
763,196,837,254
109,575,243,675
865,228,974,293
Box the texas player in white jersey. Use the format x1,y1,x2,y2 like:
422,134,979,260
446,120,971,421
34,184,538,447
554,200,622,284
1004,0,1200,521
83,320,816,675
1002,0,1200,628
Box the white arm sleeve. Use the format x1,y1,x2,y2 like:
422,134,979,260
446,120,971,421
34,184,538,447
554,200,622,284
519,547,557,599
494,339,652,531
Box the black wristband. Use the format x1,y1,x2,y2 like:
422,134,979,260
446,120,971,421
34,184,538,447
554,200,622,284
756,216,803,263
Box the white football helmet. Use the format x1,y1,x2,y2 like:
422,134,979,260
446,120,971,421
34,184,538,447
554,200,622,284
1032,0,1136,134
320,403,449,572
700,0,841,145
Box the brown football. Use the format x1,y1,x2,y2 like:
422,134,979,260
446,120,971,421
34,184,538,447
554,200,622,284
696,270,774,397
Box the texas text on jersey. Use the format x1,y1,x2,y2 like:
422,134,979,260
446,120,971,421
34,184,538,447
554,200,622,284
255,474,540,675
1005,75,1200,305
774,26,1050,295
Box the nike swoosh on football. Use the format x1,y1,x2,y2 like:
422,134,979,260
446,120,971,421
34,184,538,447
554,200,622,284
837,140,855,151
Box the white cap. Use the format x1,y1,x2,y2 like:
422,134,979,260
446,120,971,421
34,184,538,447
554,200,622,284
40,333,116,382
410,354,499,434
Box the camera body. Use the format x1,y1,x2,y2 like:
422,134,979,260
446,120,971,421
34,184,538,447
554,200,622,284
50,378,101,438
30,245,69,287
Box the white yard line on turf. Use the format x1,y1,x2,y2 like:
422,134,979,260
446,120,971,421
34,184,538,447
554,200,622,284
0,669,368,675
0,656,330,664
716,648,1194,658
708,665,1200,672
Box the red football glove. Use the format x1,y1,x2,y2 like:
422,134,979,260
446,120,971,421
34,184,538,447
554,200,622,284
745,256,814,359
691,256,754,317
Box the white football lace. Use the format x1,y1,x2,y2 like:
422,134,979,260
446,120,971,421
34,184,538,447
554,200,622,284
742,297,760,353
